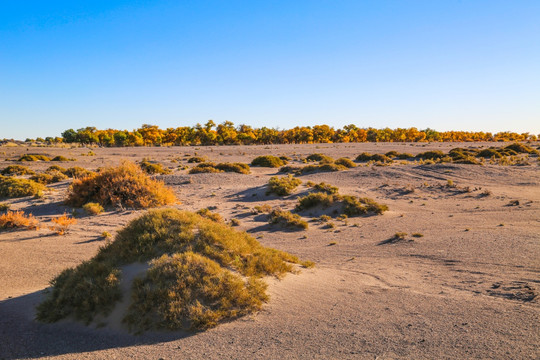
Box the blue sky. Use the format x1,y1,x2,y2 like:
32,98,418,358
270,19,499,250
1,0,539,140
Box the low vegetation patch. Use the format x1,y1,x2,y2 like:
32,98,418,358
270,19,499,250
18,154,51,162
189,162,250,174
305,153,334,163
49,214,77,235
308,182,339,194
83,202,105,215
269,208,308,230
1,165,35,176
0,210,40,230
51,155,75,162
37,209,310,332
280,163,347,175
0,175,46,198
30,170,68,184
251,155,287,168
355,153,393,163
296,192,388,216
139,159,171,175
267,175,302,196
66,161,177,209
187,156,207,163
65,167,94,178
334,157,356,168
196,208,223,222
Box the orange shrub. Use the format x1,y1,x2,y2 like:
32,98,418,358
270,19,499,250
49,214,77,235
65,161,177,209
0,210,40,230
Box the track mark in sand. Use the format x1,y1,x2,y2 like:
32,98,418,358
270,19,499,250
487,281,537,303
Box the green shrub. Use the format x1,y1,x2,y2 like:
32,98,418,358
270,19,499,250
215,162,250,174
334,157,356,168
251,155,286,168
46,165,67,174
296,192,335,210
311,182,339,194
300,163,347,174
66,161,177,209
267,175,302,196
189,163,222,174
1,165,35,176
269,208,308,230
139,159,171,175
0,175,46,198
18,154,51,161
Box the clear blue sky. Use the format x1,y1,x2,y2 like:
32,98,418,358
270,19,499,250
1,0,539,140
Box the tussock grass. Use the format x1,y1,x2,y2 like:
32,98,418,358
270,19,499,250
51,155,75,162
37,209,312,332
251,155,287,168
65,166,94,178
83,202,104,215
0,175,46,198
269,208,308,230
504,143,538,155
187,156,207,163
139,159,171,175
334,157,356,168
280,163,347,175
267,175,302,196
46,165,67,174
1,165,35,176
189,162,250,174
66,161,177,209
305,153,334,163
416,151,445,160
309,182,339,194
30,170,68,184
296,192,388,216
18,154,51,161
0,210,39,230
196,208,223,222
0,202,10,211
355,153,392,163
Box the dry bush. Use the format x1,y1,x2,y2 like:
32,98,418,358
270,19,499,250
311,182,339,194
269,208,308,230
253,204,272,214
415,151,445,160
66,161,177,209
46,165,67,174
267,175,302,196
1,165,35,176
187,156,207,163
476,148,503,158
196,208,223,222
51,155,75,162
0,203,10,211
49,214,77,235
504,143,538,155
139,159,171,175
83,202,104,215
334,157,356,168
251,155,286,168
18,154,51,161
0,175,47,198
279,163,347,175
37,209,313,332
296,192,388,216
0,210,40,230
189,162,250,174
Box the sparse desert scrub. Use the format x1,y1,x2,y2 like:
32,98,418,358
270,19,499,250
393,232,407,240
0,175,47,198
504,143,539,155
305,153,334,163
296,192,388,216
251,155,287,167
253,204,272,214
37,209,311,332
51,155,75,161
139,159,171,175
310,182,339,194
64,166,94,178
269,208,308,230
279,163,347,175
189,162,250,174
1,165,35,176
187,156,207,163
355,153,392,163
49,213,77,235
66,161,177,209
45,165,67,174
476,148,503,158
18,154,51,161
267,174,302,196
83,202,104,215
334,157,356,168
0,210,40,230
416,150,445,160
30,170,68,184
0,202,10,211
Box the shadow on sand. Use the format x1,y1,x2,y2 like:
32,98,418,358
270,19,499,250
0,291,192,359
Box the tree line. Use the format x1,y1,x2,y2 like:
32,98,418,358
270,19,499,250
27,121,539,146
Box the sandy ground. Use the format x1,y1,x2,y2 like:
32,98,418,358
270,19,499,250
0,142,539,359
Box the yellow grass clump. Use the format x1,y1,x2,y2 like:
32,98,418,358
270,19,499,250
0,175,47,198
65,161,177,209
49,214,77,235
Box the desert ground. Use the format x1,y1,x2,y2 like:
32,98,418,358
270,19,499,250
0,141,538,359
